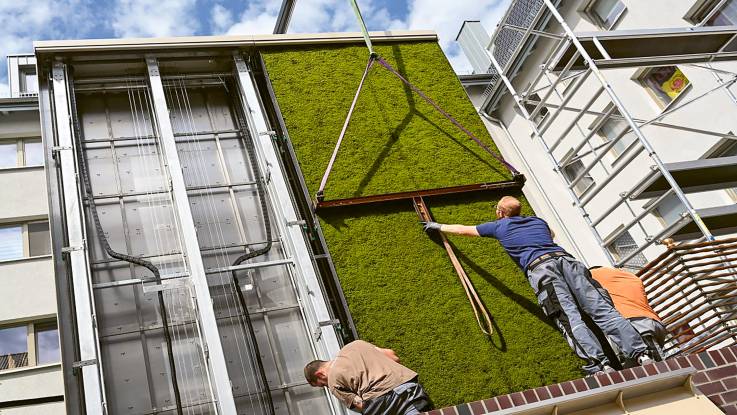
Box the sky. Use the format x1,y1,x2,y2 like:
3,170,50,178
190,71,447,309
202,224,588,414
0,0,512,97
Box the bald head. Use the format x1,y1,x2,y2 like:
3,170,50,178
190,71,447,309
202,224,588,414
496,196,522,218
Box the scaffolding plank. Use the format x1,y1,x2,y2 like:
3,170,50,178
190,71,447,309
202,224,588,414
669,204,737,242
553,26,737,71
631,156,737,200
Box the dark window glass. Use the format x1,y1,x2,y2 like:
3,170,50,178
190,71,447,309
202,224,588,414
28,222,51,256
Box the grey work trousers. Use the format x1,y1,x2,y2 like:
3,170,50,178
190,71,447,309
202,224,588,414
362,379,431,415
629,317,667,347
527,256,648,374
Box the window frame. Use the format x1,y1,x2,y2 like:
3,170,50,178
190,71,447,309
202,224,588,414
0,320,60,372
636,66,692,111
685,0,737,26
561,149,596,197
703,136,737,202
583,0,627,30
0,137,44,169
0,220,51,262
590,104,639,163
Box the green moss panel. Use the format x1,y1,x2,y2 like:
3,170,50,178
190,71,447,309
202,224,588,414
262,42,582,407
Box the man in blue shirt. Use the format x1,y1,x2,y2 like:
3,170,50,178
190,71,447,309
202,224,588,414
423,196,651,375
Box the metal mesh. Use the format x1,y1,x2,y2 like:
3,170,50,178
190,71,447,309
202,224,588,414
483,0,545,95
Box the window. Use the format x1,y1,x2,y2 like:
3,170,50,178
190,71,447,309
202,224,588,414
522,93,550,125
0,321,60,371
708,138,737,202
562,156,595,196
0,325,28,370
638,66,691,109
35,323,60,365
585,0,626,29
0,221,51,261
594,107,637,158
19,66,38,96
0,138,44,168
690,0,737,25
653,193,686,227
607,230,647,271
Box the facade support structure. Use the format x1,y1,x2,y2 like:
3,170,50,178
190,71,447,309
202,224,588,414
233,53,345,414
51,60,107,414
145,56,238,415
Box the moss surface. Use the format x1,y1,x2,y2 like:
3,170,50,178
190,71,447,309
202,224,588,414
262,42,510,200
262,42,582,407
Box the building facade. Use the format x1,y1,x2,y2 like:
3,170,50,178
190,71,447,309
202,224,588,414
0,55,64,413
458,0,737,271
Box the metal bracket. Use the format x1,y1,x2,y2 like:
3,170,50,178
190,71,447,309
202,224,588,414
72,358,97,369
259,130,277,137
142,278,188,294
62,244,85,253
52,145,73,152
313,319,342,341
287,220,306,226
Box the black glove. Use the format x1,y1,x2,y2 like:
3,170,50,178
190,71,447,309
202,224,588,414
422,221,442,233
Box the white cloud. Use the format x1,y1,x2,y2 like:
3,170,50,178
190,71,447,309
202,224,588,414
0,81,9,98
211,3,234,33
112,0,199,38
406,0,511,73
222,0,509,73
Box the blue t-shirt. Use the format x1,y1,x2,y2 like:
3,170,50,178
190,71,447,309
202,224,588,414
476,216,565,271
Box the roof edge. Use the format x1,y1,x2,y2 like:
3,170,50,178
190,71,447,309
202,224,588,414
34,30,438,54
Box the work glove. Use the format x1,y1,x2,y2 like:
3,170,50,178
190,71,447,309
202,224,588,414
422,221,442,233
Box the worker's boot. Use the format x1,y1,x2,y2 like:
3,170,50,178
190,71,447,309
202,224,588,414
637,354,654,366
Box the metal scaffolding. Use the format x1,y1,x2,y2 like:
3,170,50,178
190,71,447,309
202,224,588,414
486,0,737,268
483,0,737,354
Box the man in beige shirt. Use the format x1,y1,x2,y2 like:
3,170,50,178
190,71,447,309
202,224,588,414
304,340,431,414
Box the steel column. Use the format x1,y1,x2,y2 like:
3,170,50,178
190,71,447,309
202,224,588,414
233,53,345,415
51,61,106,414
145,56,238,415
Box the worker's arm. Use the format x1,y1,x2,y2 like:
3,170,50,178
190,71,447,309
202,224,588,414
375,347,400,363
423,221,480,237
441,224,480,237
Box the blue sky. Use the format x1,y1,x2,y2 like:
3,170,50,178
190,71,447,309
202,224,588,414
0,0,512,96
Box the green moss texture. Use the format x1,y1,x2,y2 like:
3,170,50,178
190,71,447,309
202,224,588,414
262,42,510,200
262,42,582,407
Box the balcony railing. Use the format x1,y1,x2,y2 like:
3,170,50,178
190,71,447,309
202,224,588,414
638,237,737,356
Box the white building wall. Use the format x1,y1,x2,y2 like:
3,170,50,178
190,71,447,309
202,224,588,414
0,55,64,413
463,0,737,267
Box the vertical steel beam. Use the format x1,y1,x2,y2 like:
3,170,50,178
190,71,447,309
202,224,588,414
145,56,238,415
540,0,714,241
233,54,345,414
51,61,106,414
273,0,297,34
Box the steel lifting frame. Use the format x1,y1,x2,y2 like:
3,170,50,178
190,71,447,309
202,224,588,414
232,53,347,415
484,0,737,269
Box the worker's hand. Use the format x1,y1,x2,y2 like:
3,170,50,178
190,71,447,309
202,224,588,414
422,221,442,233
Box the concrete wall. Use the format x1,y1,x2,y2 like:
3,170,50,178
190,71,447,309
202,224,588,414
0,364,63,407
0,168,48,222
467,0,737,267
0,256,56,323
0,99,63,413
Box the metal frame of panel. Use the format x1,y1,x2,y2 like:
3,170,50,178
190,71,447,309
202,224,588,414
51,60,107,414
233,53,346,414
145,56,238,415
